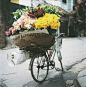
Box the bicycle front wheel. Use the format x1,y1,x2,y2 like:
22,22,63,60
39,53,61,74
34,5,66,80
31,53,49,83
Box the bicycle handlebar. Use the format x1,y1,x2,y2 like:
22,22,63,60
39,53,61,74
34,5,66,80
55,33,65,39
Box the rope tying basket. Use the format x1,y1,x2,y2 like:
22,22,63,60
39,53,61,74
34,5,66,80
14,32,55,51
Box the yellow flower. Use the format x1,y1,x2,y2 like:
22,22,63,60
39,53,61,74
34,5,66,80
34,13,60,29
57,22,60,27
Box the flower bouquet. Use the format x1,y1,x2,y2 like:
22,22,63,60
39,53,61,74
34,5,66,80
6,6,62,50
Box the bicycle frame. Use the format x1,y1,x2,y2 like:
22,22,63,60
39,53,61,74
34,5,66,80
45,33,64,71
29,31,65,71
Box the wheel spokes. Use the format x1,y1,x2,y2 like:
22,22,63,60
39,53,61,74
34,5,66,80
37,66,40,79
31,54,48,82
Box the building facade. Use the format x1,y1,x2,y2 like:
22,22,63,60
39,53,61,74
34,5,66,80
44,0,75,12
11,0,19,4
11,0,31,6
11,0,75,13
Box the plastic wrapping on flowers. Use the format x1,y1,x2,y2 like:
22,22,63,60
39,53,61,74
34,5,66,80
6,5,63,36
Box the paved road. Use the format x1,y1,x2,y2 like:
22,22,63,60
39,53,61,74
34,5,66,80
0,37,86,87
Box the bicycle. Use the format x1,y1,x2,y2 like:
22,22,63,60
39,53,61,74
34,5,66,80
28,33,65,83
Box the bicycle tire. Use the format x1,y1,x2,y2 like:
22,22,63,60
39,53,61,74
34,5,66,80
30,53,49,83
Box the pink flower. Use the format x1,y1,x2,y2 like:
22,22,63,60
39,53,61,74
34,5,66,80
31,18,36,20
25,14,29,18
21,21,24,27
12,29,16,35
9,27,14,31
6,32,9,36
6,27,16,36
8,30,10,34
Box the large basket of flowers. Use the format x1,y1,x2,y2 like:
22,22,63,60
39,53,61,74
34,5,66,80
6,5,62,50
14,32,55,50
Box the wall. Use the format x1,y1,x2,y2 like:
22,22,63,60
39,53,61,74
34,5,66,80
19,0,31,7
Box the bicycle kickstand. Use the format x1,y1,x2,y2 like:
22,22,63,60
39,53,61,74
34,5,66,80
59,60,64,71
57,50,64,71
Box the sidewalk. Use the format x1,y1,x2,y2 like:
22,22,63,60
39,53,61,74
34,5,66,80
0,37,86,87
77,70,86,87
69,58,86,87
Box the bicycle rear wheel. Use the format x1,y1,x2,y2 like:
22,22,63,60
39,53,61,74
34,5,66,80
31,52,49,83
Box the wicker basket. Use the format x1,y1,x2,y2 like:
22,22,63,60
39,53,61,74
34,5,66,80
14,32,55,51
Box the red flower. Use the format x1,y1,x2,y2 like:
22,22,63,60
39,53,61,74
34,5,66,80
37,11,41,15
31,14,35,18
38,7,40,10
41,8,43,11
28,11,32,14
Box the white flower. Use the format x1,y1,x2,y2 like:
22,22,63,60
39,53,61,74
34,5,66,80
13,21,17,26
30,20,36,24
25,24,31,30
17,19,21,22
17,19,21,25
14,25,21,30
19,12,22,15
20,15,26,20
14,16,17,19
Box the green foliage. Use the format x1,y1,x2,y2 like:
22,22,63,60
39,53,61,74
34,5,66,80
13,4,63,21
13,7,31,20
39,4,63,17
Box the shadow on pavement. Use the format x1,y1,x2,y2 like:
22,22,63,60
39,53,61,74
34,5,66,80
22,71,80,87
22,73,66,87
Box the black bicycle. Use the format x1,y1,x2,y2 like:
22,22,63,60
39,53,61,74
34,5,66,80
29,33,65,83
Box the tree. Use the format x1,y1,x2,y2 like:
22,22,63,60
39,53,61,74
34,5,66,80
0,0,11,48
